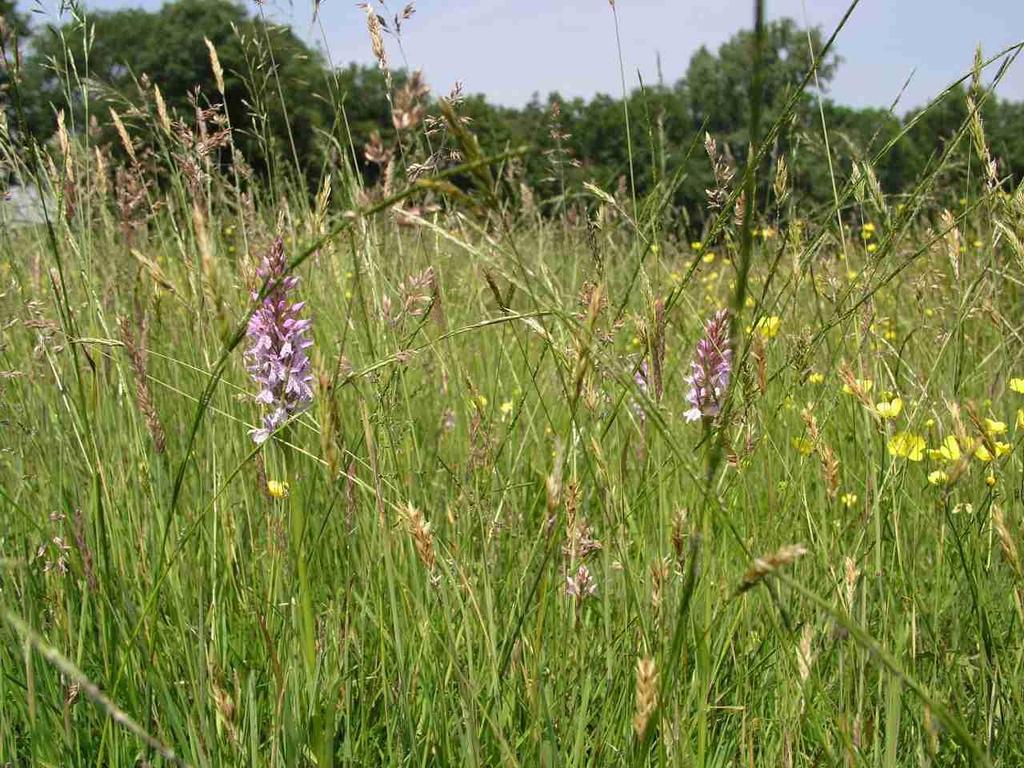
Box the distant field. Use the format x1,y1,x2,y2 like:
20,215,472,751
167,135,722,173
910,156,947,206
2,1,1024,765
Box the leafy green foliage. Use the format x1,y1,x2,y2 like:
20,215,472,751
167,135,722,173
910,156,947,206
18,0,333,175
11,3,1024,221
3,0,1024,764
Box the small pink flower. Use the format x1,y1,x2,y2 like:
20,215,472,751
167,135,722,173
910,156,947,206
684,309,732,422
244,237,314,444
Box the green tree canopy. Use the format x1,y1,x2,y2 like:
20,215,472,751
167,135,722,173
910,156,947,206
8,1,1023,217
19,0,334,173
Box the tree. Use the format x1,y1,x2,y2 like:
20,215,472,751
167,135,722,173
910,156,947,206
1,0,31,123
19,0,334,174
683,19,840,143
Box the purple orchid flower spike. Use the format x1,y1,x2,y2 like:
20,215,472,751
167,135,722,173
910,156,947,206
244,237,314,444
683,309,732,423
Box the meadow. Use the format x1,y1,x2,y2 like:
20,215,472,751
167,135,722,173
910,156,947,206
2,2,1024,766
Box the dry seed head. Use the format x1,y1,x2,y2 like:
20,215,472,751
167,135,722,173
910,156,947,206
703,131,735,212
819,444,840,499
363,4,389,75
211,677,237,742
671,508,688,566
733,191,746,228
192,202,215,287
633,657,658,738
118,317,166,454
939,209,961,280
153,84,171,134
797,623,816,682
802,407,840,498
650,556,671,618
843,555,860,610
401,503,436,573
966,95,998,191
992,505,1022,578
313,174,331,235
392,70,429,131
838,361,874,410
859,161,884,211
109,108,137,164
56,110,72,177
773,155,789,204
800,406,821,443
204,37,226,95
738,544,807,593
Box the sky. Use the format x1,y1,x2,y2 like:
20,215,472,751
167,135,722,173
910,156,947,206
27,0,1024,112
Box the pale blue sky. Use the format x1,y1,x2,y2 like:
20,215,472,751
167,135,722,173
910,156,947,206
27,0,1024,111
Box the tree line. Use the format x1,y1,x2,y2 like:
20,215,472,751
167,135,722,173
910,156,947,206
2,0,1022,218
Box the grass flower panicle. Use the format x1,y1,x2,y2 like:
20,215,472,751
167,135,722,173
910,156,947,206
244,237,314,444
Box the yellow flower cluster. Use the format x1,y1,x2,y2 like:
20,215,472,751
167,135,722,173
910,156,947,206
875,397,903,420
888,432,925,461
267,480,290,499
754,316,781,340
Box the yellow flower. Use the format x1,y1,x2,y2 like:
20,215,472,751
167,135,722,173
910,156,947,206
846,270,859,281
1017,408,1024,430
924,308,934,318
883,329,896,341
985,418,1007,437
862,222,876,235
928,435,961,463
842,379,873,396
760,226,775,239
744,295,756,309
925,418,936,428
840,492,858,508
791,437,814,456
808,372,825,385
691,241,703,251
866,243,878,254
927,470,949,485
1010,378,1024,394
888,432,925,461
500,400,514,421
985,473,997,487
972,240,982,249
875,397,903,420
754,315,781,340
975,441,1011,462
702,252,716,264
267,480,290,500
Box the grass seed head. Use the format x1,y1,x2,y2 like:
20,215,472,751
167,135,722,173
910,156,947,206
739,544,808,593
633,656,658,738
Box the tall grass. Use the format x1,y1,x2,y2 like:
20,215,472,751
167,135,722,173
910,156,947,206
1,1,1024,765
